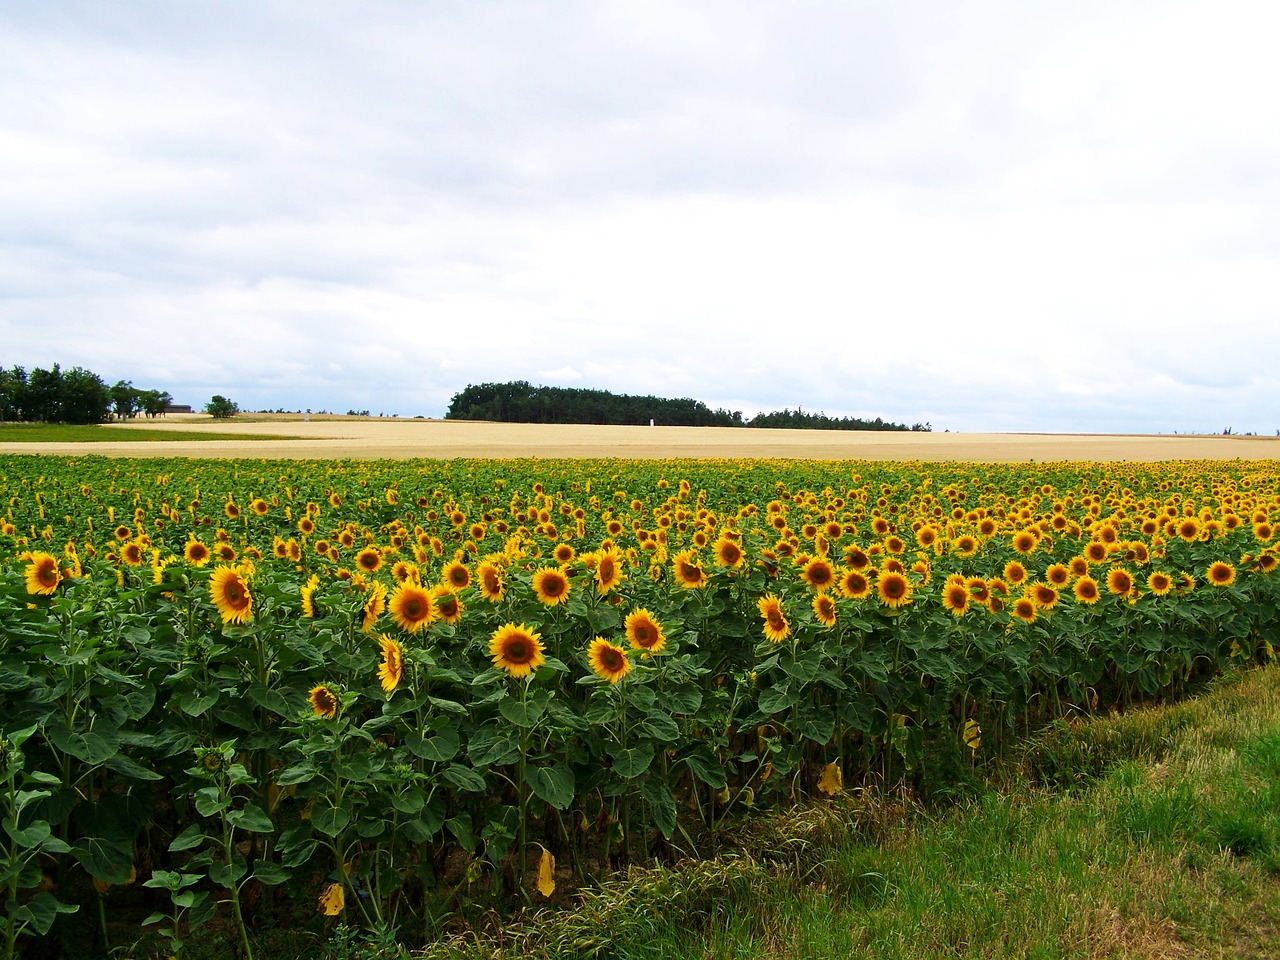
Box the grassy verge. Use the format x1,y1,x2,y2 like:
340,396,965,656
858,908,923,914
0,423,290,442
419,665,1280,960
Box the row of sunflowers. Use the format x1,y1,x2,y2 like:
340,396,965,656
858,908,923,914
1,453,1278,956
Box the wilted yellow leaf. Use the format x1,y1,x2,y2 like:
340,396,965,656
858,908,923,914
318,882,344,916
817,761,843,796
536,847,556,898
963,718,981,751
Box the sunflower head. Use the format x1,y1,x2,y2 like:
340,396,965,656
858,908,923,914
532,566,571,605
757,593,791,643
309,684,339,719
1207,561,1236,588
588,637,632,684
377,635,405,693
624,608,666,653
209,565,253,625
388,582,435,634
490,623,545,678
24,551,62,596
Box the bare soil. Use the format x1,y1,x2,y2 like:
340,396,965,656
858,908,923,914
3,414,1277,461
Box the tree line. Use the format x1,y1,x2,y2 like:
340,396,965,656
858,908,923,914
0,363,173,424
444,381,929,431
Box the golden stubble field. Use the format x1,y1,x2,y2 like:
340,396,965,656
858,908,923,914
3,414,1277,461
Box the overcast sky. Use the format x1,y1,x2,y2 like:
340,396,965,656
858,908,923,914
2,1,1278,434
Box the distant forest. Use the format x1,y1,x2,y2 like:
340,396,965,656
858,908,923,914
0,363,174,424
444,382,930,432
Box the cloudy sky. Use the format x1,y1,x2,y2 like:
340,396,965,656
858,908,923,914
3,1,1278,434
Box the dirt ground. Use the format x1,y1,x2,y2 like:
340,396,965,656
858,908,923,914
3,414,1278,461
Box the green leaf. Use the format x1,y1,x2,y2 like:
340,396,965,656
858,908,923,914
246,682,292,717
443,763,487,793
757,682,796,715
5,817,51,849
498,695,548,728
252,861,290,886
390,788,426,815
169,823,207,852
227,803,273,834
208,858,247,887
638,711,680,742
273,762,315,787
15,891,79,936
311,804,351,838
682,745,727,788
44,719,120,765
176,690,219,717
279,839,317,869
446,815,476,853
104,752,163,781
640,779,676,839
528,763,576,810
407,726,459,763
610,743,655,779
71,836,134,884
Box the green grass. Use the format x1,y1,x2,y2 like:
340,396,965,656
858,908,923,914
0,423,288,442
422,665,1280,960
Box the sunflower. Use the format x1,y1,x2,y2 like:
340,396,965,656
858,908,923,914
489,623,545,678
475,561,505,602
209,565,253,625
713,536,745,569
1072,575,1100,605
388,582,435,634
250,498,269,516
876,570,912,608
1068,556,1090,579
813,593,837,628
1011,530,1039,555
801,557,836,592
1012,597,1038,624
377,635,405,693
429,585,464,625
1003,561,1028,585
845,546,871,570
594,548,625,595
624,608,666,653
113,524,132,541
587,637,631,684
1207,561,1236,587
309,684,338,719
1029,582,1059,610
671,549,706,589
224,502,241,520
120,541,145,567
840,569,871,600
24,551,62,595
1176,517,1201,543
532,566,571,605
1045,564,1070,587
941,581,970,616
300,574,320,618
1084,541,1110,563
757,593,791,643
442,560,471,591
1105,568,1134,597
355,547,382,574
361,581,387,633
1146,571,1173,596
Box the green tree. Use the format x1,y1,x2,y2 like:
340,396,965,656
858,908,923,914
140,390,173,418
205,395,239,419
60,367,112,424
110,380,141,420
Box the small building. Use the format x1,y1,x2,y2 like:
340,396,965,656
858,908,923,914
164,404,194,414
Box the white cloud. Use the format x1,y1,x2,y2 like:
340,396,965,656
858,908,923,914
0,1,1277,433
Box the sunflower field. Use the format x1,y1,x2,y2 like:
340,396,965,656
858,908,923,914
1,453,1278,957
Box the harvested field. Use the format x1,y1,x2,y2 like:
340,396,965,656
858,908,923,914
2,413,1277,461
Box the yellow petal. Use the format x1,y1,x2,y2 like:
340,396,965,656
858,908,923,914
963,718,982,751
318,882,344,916
817,761,843,796
536,848,556,898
